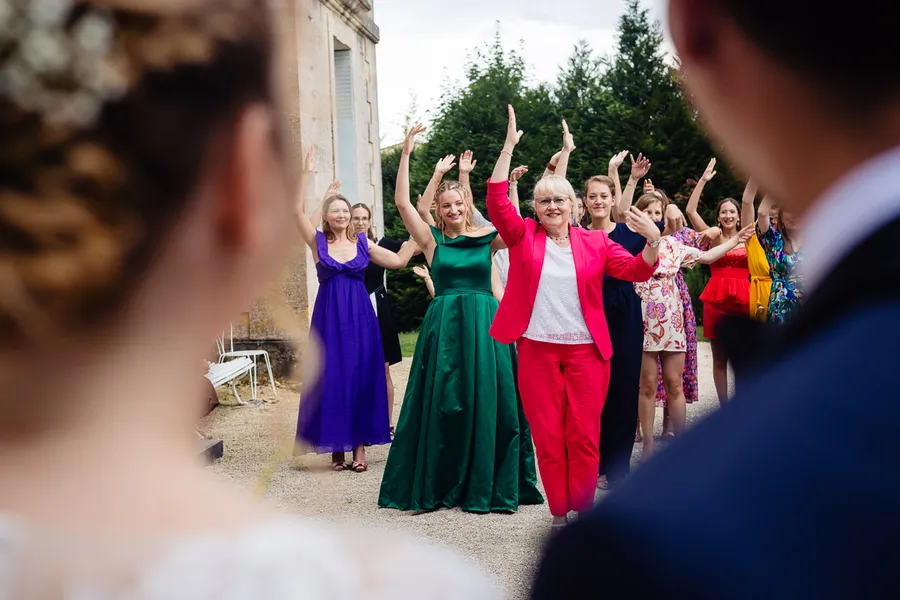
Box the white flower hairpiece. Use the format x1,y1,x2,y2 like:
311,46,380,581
0,0,128,128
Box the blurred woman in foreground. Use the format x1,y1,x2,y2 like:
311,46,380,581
0,1,498,597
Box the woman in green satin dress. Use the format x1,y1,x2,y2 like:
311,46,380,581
378,125,543,513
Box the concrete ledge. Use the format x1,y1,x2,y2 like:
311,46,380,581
199,439,224,463
320,0,380,43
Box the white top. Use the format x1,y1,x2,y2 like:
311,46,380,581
800,144,900,294
522,238,593,345
0,515,500,600
472,206,491,228
493,248,509,290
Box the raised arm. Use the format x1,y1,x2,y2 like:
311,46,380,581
695,225,754,264
542,151,562,179
293,147,319,254
685,158,717,231
487,105,527,246
491,260,504,302
741,178,758,232
603,207,661,282
553,120,576,181
412,265,435,299
615,153,650,220
309,179,342,229
459,150,477,208
625,207,661,269
608,150,628,216
417,155,456,227
396,125,437,254
662,203,686,237
757,194,775,234
509,165,528,215
369,238,419,270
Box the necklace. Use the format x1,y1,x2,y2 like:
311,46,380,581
550,233,569,244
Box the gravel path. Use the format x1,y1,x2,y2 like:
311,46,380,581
200,343,724,599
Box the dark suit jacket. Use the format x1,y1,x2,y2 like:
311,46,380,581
531,216,900,599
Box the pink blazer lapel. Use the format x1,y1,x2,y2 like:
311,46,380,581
569,227,589,317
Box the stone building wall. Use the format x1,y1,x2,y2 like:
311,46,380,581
230,0,383,377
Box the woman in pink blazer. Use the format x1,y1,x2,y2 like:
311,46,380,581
487,107,661,530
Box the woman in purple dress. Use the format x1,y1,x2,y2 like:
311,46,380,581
294,150,417,472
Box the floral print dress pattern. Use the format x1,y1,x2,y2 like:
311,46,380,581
635,236,702,352
757,224,804,325
655,228,706,406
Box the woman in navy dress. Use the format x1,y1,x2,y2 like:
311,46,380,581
349,202,409,435
293,151,417,472
584,154,651,488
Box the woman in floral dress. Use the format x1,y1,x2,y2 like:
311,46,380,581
634,194,752,459
656,226,707,409
757,195,804,324
644,186,709,436
622,183,709,441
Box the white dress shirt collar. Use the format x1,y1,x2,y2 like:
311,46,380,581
800,144,900,294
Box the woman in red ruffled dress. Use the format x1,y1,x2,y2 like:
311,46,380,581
685,159,751,406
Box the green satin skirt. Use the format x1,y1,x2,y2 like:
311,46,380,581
378,291,544,513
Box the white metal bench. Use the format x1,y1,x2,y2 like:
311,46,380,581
204,357,256,405
217,324,277,398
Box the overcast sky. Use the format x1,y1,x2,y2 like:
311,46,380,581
373,0,669,145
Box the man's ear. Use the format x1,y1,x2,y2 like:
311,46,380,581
668,0,723,68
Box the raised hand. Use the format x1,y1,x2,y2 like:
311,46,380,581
630,153,651,179
624,206,661,242
643,178,655,194
609,150,629,170
736,224,754,243
459,150,477,175
562,119,576,153
665,203,686,229
698,226,722,245
505,104,524,148
665,203,684,220
403,124,426,155
701,158,717,182
510,165,529,182
324,180,341,198
412,265,430,280
434,155,457,176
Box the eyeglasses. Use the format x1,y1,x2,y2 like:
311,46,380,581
536,197,569,208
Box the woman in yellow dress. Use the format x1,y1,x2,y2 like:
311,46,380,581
741,179,774,321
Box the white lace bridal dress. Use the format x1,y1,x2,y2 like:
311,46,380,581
0,516,500,599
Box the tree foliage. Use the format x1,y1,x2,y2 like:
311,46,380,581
383,4,744,331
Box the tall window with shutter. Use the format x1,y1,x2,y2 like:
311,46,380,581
333,40,358,199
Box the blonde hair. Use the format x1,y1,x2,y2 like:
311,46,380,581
533,175,577,208
322,195,356,242
433,181,476,233
636,192,669,212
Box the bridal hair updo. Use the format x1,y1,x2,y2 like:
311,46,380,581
0,0,279,344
